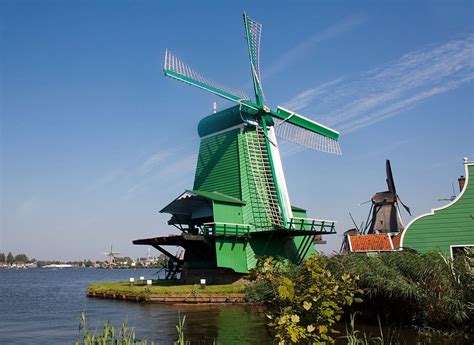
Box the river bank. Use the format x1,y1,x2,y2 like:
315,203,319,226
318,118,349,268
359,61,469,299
87,280,247,304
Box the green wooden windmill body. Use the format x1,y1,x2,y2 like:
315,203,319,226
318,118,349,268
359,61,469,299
134,13,341,278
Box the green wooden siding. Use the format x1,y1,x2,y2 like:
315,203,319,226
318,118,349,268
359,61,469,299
293,237,316,261
244,237,297,272
402,164,474,256
292,208,307,219
213,202,244,224
218,237,302,274
290,208,316,260
245,241,257,271
250,238,298,262
215,239,248,273
193,129,241,199
216,235,317,274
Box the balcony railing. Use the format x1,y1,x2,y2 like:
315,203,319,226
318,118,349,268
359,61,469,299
288,217,336,234
201,222,252,238
199,219,335,237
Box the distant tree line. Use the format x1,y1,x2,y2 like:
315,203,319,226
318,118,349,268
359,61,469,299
0,252,32,263
0,251,169,268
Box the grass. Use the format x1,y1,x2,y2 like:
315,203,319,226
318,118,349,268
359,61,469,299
88,280,246,298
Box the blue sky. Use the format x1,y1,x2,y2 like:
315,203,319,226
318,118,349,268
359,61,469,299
1,1,473,261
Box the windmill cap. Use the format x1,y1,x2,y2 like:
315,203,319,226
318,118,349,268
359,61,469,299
198,105,255,138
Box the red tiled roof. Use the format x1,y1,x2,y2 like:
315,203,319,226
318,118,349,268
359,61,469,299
348,234,394,252
391,234,402,248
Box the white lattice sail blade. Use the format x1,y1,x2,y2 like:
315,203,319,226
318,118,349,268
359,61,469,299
164,50,249,102
244,14,265,101
245,127,284,229
274,118,342,155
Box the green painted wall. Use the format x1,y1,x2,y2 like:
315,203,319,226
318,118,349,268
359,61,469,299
215,239,248,273
292,209,307,219
194,129,241,199
216,237,302,274
215,235,316,274
213,202,244,224
289,207,316,260
402,163,474,256
248,237,300,264
293,236,316,260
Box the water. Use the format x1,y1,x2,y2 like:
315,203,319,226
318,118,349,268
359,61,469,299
1,269,467,344
0,268,270,344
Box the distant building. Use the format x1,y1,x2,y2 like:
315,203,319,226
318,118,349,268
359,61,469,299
345,234,395,253
400,160,474,258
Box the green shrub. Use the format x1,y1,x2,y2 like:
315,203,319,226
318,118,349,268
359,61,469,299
246,256,363,344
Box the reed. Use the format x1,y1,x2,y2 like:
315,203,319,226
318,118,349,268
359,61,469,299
75,312,190,345
324,251,473,330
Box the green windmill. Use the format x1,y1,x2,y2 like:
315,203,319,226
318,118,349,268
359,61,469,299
134,13,342,282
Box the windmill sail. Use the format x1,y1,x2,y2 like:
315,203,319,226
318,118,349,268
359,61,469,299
164,50,249,103
386,160,396,194
273,106,342,155
245,126,284,229
243,13,265,104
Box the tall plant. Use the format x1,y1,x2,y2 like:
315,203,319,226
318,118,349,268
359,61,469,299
324,251,473,329
247,256,363,344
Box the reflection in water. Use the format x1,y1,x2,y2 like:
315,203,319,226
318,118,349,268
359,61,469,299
136,304,271,344
0,269,270,344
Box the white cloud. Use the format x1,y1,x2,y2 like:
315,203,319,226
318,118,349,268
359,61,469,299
282,77,344,111
83,169,126,194
264,13,367,79
83,148,196,200
138,150,174,176
283,33,474,134
121,153,196,200
339,75,474,133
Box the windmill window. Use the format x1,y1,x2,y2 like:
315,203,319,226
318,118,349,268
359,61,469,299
450,245,474,259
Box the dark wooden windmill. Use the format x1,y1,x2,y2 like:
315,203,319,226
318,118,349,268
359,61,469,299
341,160,411,253
366,160,411,235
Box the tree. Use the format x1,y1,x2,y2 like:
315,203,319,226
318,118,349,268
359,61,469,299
0,253,5,262
6,252,14,264
14,254,29,263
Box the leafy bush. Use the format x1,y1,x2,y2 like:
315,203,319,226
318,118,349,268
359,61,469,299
246,256,363,344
